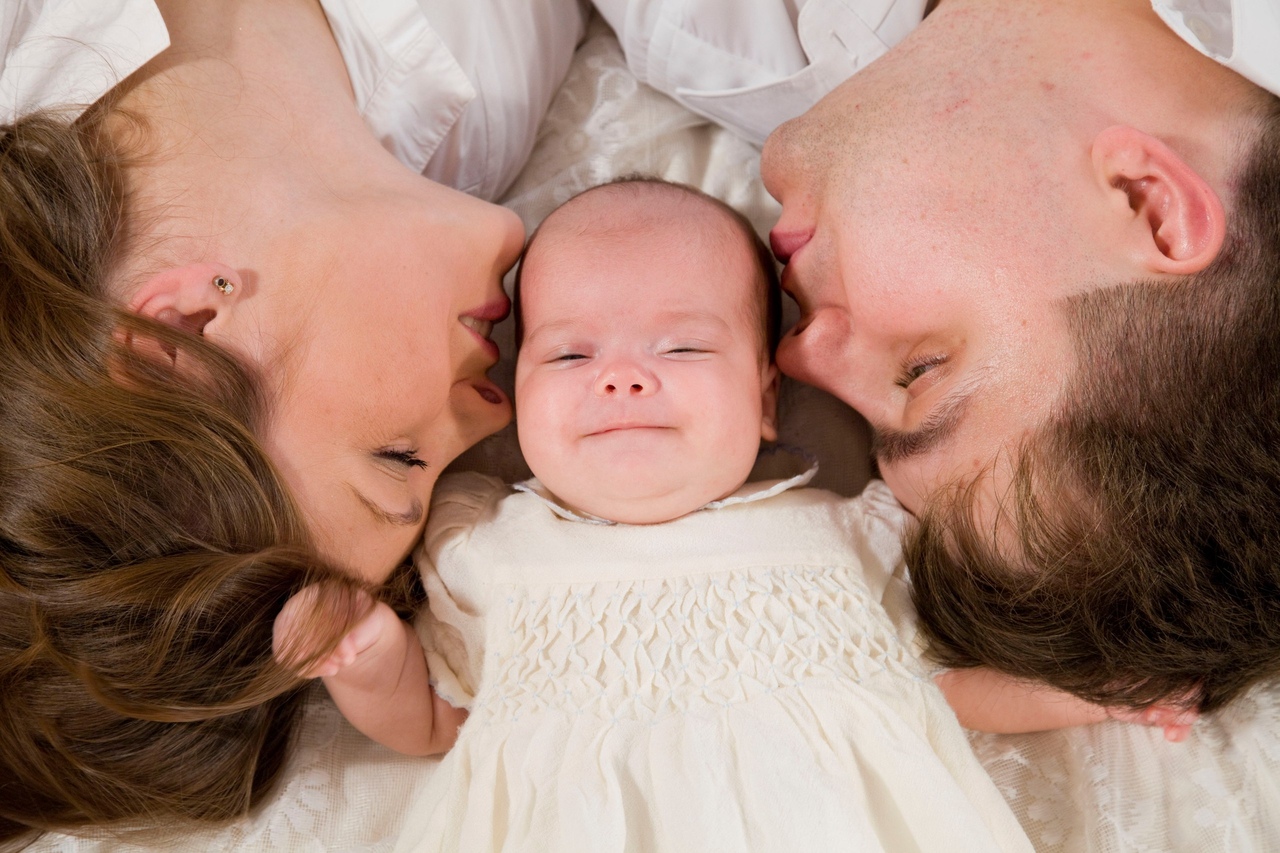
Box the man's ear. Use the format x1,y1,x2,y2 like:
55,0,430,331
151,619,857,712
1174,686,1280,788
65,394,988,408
124,263,242,364
760,363,780,443
1091,125,1226,275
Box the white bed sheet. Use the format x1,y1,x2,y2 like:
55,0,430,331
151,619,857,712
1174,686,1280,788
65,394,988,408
29,14,1280,852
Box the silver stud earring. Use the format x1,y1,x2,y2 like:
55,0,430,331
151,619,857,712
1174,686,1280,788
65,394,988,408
212,275,235,295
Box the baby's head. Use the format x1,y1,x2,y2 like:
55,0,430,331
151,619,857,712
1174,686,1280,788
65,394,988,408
514,178,781,524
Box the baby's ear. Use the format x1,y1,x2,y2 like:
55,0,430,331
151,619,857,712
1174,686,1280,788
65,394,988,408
760,363,780,442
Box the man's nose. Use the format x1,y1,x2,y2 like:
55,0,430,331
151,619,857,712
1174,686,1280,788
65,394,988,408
593,358,659,397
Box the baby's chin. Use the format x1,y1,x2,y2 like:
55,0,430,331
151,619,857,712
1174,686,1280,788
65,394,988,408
563,481,748,525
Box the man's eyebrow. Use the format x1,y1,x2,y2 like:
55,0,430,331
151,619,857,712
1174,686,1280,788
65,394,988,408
871,390,975,464
351,487,425,527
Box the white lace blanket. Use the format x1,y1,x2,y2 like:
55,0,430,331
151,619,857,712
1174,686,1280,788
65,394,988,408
31,15,1280,852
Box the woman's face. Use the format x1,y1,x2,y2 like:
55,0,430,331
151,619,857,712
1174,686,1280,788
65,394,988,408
240,177,524,581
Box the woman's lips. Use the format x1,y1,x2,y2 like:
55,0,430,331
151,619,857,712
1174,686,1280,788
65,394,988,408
471,376,507,406
460,296,510,360
459,315,494,339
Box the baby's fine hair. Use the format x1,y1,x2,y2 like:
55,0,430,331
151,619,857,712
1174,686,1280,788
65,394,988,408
512,176,782,358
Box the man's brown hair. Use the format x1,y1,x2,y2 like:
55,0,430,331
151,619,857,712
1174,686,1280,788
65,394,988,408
907,93,1280,714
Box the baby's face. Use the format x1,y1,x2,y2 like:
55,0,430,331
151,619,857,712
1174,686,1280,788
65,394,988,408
515,189,778,524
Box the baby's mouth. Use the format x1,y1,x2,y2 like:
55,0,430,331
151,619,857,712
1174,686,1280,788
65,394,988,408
586,424,673,437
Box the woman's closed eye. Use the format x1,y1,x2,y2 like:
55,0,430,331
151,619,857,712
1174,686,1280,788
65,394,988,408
377,448,428,469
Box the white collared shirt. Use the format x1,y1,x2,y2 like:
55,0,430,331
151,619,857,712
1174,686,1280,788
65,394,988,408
1151,0,1280,98
593,0,929,146
593,0,1280,146
0,0,588,200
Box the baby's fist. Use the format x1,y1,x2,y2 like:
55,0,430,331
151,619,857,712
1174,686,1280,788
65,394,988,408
273,586,388,679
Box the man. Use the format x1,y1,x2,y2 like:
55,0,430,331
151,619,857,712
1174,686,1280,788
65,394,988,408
594,0,1280,714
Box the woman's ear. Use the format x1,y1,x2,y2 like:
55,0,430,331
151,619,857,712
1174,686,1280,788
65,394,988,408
760,363,780,442
124,263,243,364
129,262,241,331
1091,125,1226,276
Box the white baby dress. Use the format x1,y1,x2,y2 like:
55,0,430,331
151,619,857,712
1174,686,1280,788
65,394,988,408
399,470,1033,853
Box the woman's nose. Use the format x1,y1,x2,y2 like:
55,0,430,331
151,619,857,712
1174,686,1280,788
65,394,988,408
593,359,659,397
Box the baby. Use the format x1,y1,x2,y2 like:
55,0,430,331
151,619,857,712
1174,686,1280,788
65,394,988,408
274,179,1161,851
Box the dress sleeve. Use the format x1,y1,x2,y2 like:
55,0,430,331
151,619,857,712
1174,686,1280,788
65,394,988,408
849,480,934,664
413,472,508,709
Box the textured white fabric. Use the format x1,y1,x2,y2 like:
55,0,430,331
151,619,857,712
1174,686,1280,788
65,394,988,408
22,12,1280,853
0,0,586,200
405,473,1032,853
592,0,929,145
970,684,1280,852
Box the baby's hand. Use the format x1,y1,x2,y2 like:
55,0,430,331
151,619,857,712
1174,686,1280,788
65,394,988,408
273,586,393,679
1107,703,1199,743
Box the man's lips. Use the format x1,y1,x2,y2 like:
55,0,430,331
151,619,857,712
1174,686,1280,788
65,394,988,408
460,296,511,359
464,296,512,323
768,227,813,264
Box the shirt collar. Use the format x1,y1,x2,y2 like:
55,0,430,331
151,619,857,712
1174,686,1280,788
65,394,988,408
1151,0,1280,99
317,0,474,174
513,445,820,526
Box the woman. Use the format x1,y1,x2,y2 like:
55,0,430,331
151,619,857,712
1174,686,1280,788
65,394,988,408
0,0,586,843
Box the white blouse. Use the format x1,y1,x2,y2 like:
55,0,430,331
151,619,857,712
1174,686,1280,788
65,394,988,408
0,0,588,200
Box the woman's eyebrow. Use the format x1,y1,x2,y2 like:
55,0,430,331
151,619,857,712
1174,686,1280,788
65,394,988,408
351,487,425,527
870,391,974,464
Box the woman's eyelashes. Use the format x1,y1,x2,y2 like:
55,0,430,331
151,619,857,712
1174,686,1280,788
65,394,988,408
377,448,428,469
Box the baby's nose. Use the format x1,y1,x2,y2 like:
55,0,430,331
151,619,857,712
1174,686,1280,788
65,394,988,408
594,360,659,396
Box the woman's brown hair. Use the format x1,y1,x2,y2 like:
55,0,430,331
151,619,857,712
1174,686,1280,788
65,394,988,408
0,110,370,845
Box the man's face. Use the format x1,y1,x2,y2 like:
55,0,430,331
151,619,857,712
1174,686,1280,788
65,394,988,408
759,0,1145,514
